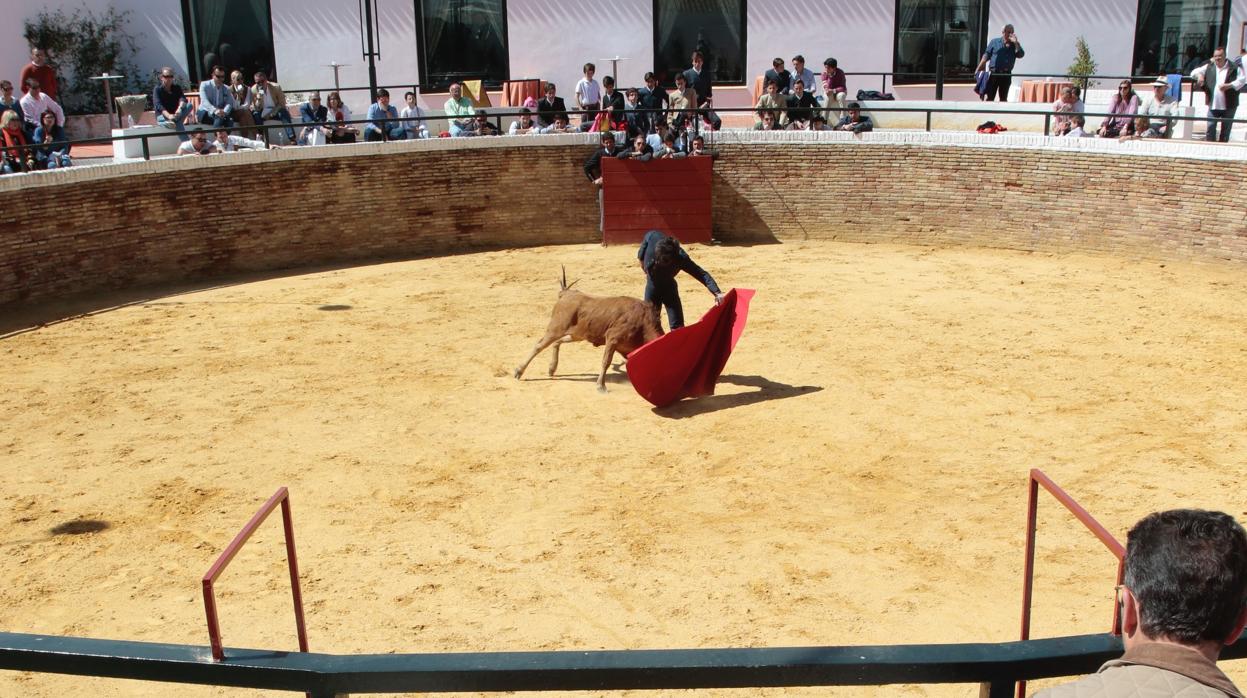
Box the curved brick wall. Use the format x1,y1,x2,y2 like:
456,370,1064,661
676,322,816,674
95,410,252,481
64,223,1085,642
2,132,1245,309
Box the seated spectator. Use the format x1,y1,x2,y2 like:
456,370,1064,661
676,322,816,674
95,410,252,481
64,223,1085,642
152,67,192,142
809,114,830,131
538,113,576,134
461,111,500,137
444,82,475,137
0,80,29,140
821,58,848,113
584,131,623,184
176,130,219,156
228,69,257,138
834,102,874,133
1140,75,1178,138
250,71,295,142
790,55,817,101
688,134,717,159
653,132,683,159
18,78,63,132
197,65,236,128
299,92,328,145
764,57,792,95
324,91,357,143
213,127,271,151
1119,115,1162,141
616,132,653,161
1098,80,1140,138
787,79,819,129
536,82,568,128
668,72,697,128
1063,114,1090,137
623,87,648,137
1036,509,1247,698
0,109,32,173
753,110,779,131
599,75,626,131
755,78,789,128
32,109,71,169
509,107,539,134
639,72,669,132
400,91,429,139
364,88,404,141
1051,85,1084,136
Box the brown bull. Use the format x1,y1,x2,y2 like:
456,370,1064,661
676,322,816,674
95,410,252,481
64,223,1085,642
514,268,664,393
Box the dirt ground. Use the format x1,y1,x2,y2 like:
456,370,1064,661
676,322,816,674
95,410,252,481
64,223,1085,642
3,240,1247,697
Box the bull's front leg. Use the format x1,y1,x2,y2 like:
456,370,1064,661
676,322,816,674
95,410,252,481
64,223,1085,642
514,333,570,379
597,341,617,393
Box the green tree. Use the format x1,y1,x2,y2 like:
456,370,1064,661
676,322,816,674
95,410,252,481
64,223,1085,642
23,6,144,115
1067,36,1098,92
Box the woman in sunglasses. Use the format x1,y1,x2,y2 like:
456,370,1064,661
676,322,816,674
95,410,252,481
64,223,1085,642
1098,81,1140,138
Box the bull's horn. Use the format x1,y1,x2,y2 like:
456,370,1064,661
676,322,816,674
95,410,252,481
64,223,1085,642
560,265,567,291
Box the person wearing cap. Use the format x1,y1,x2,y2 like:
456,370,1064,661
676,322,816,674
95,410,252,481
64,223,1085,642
637,230,724,331
834,102,874,133
1140,76,1179,138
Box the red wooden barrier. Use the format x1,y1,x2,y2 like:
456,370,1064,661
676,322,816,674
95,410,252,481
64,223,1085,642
601,157,713,245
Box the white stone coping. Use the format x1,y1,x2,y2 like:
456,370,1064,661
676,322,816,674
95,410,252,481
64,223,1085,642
1,128,1243,194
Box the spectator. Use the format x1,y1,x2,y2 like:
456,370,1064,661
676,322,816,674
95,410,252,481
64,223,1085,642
508,107,538,134
197,65,236,128
764,57,792,95
1063,115,1090,137
834,102,874,132
809,113,830,131
1036,509,1247,698
976,23,1024,102
153,67,193,142
599,76,626,131
365,88,404,141
755,78,789,128
684,50,722,130
1098,80,1140,138
250,71,295,143
444,82,475,137
821,57,848,114
538,113,576,134
688,134,716,158
1120,115,1162,141
639,72,669,132
536,82,568,128
32,109,71,169
0,109,32,173
616,132,653,161
298,92,328,145
461,111,500,137
0,80,28,139
1140,76,1178,138
1191,46,1243,142
575,63,601,128
18,78,64,130
19,48,58,102
324,91,357,143
623,87,648,137
653,131,683,158
227,70,257,138
790,55,817,99
753,110,779,131
1182,45,1203,75
787,79,819,129
646,120,673,151
176,130,219,155
637,230,723,331
400,90,429,139
584,131,623,185
1051,85,1084,136
669,71,697,128
213,127,271,151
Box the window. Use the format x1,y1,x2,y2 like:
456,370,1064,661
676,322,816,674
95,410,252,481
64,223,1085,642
416,0,509,88
1133,0,1230,76
181,0,276,84
653,0,747,85
894,0,989,84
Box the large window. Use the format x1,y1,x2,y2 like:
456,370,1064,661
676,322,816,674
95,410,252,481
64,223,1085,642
181,0,276,84
417,0,509,88
654,0,747,86
1133,0,1230,76
894,0,989,84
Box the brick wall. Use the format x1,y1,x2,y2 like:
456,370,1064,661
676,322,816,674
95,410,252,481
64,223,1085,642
3,136,1246,309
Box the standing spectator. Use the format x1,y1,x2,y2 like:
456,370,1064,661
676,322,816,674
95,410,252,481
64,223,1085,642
250,71,295,143
1036,509,1247,698
975,24,1024,102
0,80,28,138
1097,80,1140,138
1140,76,1178,138
821,58,848,114
176,131,219,156
638,72,669,132
364,88,404,141
298,92,328,145
787,79,819,129
444,82,475,137
324,91,357,143
623,87,648,137
764,57,792,95
0,109,32,173
508,107,539,134
153,67,193,142
536,82,568,128
32,109,71,169
18,79,64,130
754,78,789,128
1051,85,1084,136
1181,46,1203,75
834,102,874,132
668,71,697,128
599,75,626,131
227,70,257,138
1191,46,1243,142
790,55,817,99
400,90,428,139
683,50,722,130
19,48,58,102
574,63,601,128
583,131,623,184
197,66,236,128
636,230,723,331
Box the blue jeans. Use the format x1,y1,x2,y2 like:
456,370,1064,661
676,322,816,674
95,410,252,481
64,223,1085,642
644,276,684,329
41,151,72,169
254,109,296,140
364,125,406,141
196,109,234,129
157,102,194,141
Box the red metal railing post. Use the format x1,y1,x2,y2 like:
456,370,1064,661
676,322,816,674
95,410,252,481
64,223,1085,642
281,496,310,653
1017,474,1040,698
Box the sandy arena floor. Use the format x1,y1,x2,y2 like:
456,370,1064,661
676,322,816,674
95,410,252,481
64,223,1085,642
3,241,1247,697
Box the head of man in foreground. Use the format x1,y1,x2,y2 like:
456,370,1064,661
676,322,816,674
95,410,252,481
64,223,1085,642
1040,509,1247,697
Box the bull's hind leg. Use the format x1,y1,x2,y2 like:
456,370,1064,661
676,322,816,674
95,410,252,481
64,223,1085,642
597,341,617,393
514,333,572,379
548,336,573,376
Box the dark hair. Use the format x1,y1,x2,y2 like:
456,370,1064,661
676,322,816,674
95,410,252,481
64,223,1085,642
1002,23,1014,33
601,131,615,143
691,50,704,61
25,77,40,90
794,78,805,87
654,235,680,270
376,88,390,99
519,107,531,115
764,78,777,89
675,72,687,82
825,57,838,68
603,76,614,88
327,91,342,106
404,90,415,100
772,57,784,67
847,101,861,110
584,62,595,72
692,135,703,144
792,54,805,63
662,133,675,144
253,70,267,80
545,82,556,92
1125,509,1247,644
211,65,225,77
644,71,656,81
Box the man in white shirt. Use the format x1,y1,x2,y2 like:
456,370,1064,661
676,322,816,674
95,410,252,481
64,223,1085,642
508,107,538,134
574,62,601,129
400,90,429,139
1140,76,1178,138
213,128,272,151
1190,46,1244,142
176,131,219,156
18,78,64,129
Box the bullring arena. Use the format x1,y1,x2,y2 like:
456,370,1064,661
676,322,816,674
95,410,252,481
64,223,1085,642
3,132,1247,696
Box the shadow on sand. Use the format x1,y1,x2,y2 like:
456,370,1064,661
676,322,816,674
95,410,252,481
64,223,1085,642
653,374,822,418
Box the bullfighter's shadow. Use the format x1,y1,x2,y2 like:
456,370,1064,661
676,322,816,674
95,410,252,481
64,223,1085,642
653,374,822,418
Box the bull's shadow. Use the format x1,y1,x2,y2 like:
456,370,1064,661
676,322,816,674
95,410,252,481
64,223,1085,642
653,374,822,418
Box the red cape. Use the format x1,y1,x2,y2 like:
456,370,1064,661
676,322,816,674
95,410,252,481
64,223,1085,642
626,288,754,407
